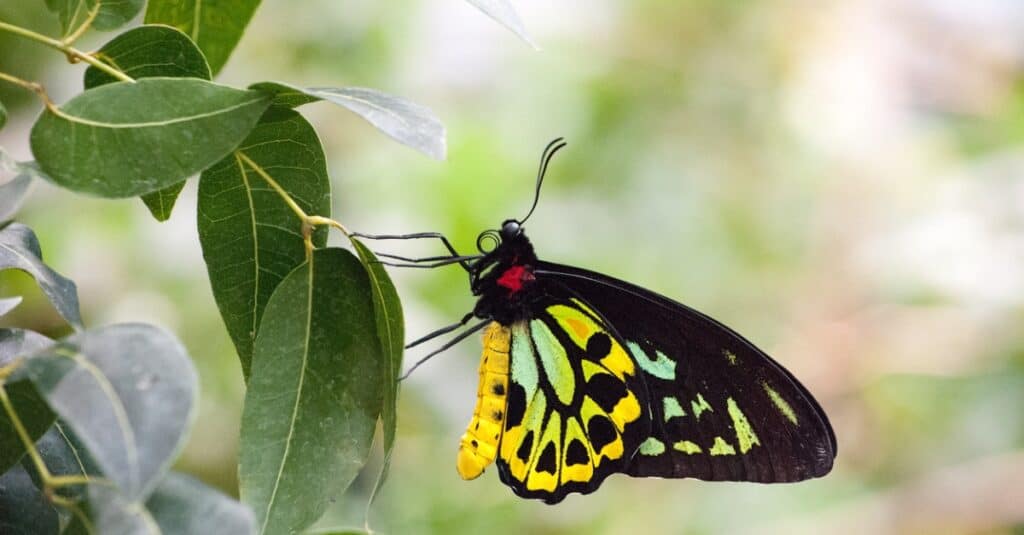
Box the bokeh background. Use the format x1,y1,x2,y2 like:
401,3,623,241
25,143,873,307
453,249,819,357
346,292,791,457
3,1,1024,533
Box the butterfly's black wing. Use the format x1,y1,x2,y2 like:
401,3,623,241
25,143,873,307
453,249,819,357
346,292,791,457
532,261,836,484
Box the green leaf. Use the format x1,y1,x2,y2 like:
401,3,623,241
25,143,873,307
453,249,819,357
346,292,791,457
0,100,6,131
240,248,383,535
82,483,161,534
350,239,403,501
0,223,83,331
83,24,213,221
465,0,537,48
198,106,330,379
0,329,55,475
0,296,21,317
84,25,211,89
140,181,188,222
145,0,262,75
0,465,60,534
26,422,99,501
30,78,271,198
147,472,256,534
251,82,447,160
45,0,145,35
1,149,44,222
12,324,198,500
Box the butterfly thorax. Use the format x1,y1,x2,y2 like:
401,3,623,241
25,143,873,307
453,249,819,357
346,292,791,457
471,222,540,326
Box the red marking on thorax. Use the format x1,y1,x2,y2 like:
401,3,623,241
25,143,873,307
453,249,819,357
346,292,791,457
497,265,535,293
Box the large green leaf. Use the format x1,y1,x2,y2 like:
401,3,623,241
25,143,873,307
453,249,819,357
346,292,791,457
465,0,537,48
12,324,198,501
240,248,383,535
198,106,330,379
84,24,213,222
0,223,83,331
251,82,447,160
0,329,55,475
84,25,211,89
351,238,404,501
0,465,60,535
145,0,262,75
147,472,255,534
30,78,270,198
45,0,145,35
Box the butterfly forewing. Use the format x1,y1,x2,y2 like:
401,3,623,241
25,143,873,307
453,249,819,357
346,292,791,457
532,261,836,484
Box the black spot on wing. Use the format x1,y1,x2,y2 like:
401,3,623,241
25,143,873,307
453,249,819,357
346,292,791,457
585,332,611,358
536,442,557,475
565,440,590,466
587,374,629,414
516,430,534,463
505,382,526,431
587,416,617,452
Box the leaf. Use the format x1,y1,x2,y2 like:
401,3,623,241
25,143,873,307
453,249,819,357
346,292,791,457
30,78,271,198
251,82,447,160
0,100,6,131
350,239,404,501
198,106,330,379
465,0,538,48
147,472,256,534
140,181,188,222
239,248,383,535
0,465,60,535
83,24,213,222
0,223,83,331
26,422,99,501
45,0,145,35
0,329,56,475
0,149,43,222
84,25,211,89
11,323,198,500
145,0,262,75
83,483,161,534
0,296,21,317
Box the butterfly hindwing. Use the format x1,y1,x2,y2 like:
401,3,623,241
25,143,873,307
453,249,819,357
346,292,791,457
495,303,649,504
531,261,836,485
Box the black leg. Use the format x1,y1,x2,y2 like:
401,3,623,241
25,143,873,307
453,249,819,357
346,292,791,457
352,231,471,271
400,319,490,380
406,312,474,349
372,255,480,269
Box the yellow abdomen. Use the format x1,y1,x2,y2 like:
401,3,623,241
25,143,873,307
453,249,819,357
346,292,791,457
456,322,511,480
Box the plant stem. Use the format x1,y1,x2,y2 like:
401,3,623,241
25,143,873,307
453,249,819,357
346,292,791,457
0,384,52,481
0,71,58,111
62,2,100,47
0,19,132,83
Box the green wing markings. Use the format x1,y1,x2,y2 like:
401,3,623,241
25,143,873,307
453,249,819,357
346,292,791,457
662,397,686,421
726,397,760,453
690,393,712,419
672,440,702,454
625,341,676,380
638,437,665,456
762,382,798,425
529,319,574,405
709,436,736,456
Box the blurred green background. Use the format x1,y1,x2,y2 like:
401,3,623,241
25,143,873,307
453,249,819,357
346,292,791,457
3,1,1024,533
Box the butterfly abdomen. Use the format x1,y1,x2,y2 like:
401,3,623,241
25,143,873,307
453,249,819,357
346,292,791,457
457,322,512,480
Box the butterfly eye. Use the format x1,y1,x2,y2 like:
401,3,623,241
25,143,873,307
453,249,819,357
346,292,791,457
476,230,501,253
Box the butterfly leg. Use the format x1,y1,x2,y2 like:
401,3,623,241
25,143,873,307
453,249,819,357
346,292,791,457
400,319,491,380
407,312,475,349
351,231,472,271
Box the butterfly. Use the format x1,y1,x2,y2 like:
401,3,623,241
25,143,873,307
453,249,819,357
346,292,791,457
359,139,836,504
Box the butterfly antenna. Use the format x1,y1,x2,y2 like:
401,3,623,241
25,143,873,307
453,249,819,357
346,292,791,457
521,137,567,224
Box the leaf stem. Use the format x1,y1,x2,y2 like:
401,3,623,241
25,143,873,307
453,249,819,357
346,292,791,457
236,151,352,239
0,19,133,83
0,383,52,482
62,2,101,47
0,71,58,112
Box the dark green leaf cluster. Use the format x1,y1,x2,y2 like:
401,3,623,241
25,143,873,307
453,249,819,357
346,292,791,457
0,0,454,532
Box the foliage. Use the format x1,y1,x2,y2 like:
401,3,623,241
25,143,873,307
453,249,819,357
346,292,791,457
0,0,532,530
